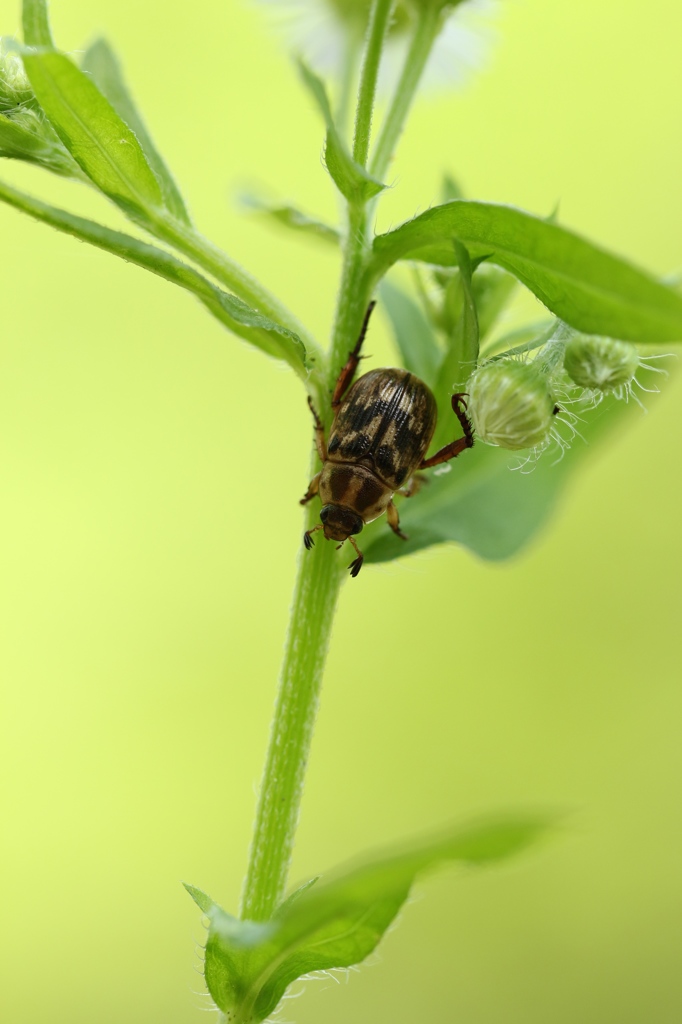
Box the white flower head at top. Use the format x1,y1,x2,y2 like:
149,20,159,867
256,0,499,94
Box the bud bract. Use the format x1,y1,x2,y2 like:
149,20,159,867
467,361,555,450
563,334,639,392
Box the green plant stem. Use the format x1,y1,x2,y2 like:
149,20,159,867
239,527,342,921
369,2,444,183
150,213,322,362
238,202,370,919
336,29,361,135
239,0,397,923
352,0,394,168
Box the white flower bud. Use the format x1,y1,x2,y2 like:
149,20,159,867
467,361,555,450
563,334,639,392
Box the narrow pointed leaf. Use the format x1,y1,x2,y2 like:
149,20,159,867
370,200,682,344
199,814,551,1022
297,60,386,202
241,192,340,245
183,883,218,915
441,171,464,201
379,279,441,385
81,38,190,224
21,50,164,221
22,0,53,47
0,178,309,376
362,392,634,564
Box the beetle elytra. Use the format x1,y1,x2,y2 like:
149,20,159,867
301,302,474,577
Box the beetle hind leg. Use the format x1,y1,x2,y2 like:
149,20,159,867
419,393,475,469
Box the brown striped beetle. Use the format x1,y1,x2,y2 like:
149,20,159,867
301,302,474,577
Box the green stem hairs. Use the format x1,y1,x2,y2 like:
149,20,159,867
1,1,680,1022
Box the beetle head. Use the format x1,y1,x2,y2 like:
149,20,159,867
320,504,364,542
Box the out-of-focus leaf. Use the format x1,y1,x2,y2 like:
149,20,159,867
22,0,53,47
192,814,551,1023
379,278,441,385
441,171,464,201
480,319,556,359
363,392,633,564
240,192,340,245
370,200,682,344
0,178,310,377
81,38,190,224
297,59,386,203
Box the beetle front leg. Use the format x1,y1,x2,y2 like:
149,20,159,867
347,535,365,578
300,471,321,506
419,393,474,469
303,524,323,549
386,500,408,541
331,301,376,410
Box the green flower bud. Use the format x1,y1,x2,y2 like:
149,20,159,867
467,361,556,451
563,334,639,393
0,104,84,179
0,48,33,111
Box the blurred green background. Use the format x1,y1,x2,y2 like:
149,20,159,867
1,0,681,1021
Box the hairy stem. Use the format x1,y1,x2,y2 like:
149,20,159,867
352,0,394,168
238,0,393,922
238,200,370,918
369,2,444,183
240,522,342,921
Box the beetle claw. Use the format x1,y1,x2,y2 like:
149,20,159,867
348,555,364,578
303,529,316,550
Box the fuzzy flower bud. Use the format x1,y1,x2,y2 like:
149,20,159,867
467,361,555,451
0,47,33,111
563,334,639,393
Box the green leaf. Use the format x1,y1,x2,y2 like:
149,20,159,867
0,178,310,377
297,59,386,203
184,883,218,915
22,0,53,47
21,50,164,221
363,392,633,564
379,278,441,386
195,814,551,1023
472,264,517,341
369,200,682,344
240,192,340,245
275,876,319,914
81,38,191,225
